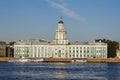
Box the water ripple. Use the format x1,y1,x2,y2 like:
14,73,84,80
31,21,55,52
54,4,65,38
0,63,120,80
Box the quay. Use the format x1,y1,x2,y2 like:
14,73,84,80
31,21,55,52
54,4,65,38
44,58,72,63
44,58,120,63
0,57,11,62
87,58,120,63
1,57,120,63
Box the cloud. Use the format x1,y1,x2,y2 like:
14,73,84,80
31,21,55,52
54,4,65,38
46,0,85,22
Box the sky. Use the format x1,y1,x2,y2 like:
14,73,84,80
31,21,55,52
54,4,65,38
0,0,120,43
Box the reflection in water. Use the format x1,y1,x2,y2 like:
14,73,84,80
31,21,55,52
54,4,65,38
0,63,120,80
105,63,120,80
54,71,65,79
53,63,66,69
53,63,66,79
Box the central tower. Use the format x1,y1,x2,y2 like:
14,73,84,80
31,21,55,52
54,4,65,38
53,17,68,45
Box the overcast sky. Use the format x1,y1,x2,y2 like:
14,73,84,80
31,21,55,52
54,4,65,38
0,0,120,42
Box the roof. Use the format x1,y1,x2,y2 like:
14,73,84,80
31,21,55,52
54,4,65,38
69,41,107,45
15,39,51,45
0,41,6,44
58,20,64,24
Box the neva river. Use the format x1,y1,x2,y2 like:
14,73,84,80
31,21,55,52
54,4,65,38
0,62,120,80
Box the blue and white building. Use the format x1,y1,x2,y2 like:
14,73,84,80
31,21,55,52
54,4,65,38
14,17,107,58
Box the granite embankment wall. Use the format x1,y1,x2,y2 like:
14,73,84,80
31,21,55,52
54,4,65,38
1,57,120,63
44,58,72,62
0,57,11,62
44,58,120,63
87,58,120,63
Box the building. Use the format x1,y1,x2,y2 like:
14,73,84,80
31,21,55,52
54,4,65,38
0,41,6,57
6,42,15,57
14,17,107,58
116,45,120,58
6,45,14,57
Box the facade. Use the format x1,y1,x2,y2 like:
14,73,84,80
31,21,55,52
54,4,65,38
14,17,107,58
6,45,14,57
0,41,6,57
116,45,120,58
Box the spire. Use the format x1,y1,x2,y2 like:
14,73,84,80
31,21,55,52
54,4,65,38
60,16,62,19
58,16,64,24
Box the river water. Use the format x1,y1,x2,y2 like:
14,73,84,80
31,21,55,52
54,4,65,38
0,62,120,80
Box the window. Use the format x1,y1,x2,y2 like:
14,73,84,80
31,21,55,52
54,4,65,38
73,47,75,49
80,51,82,53
77,55,78,58
87,55,89,57
55,53,57,55
87,47,89,49
99,50,101,53
84,55,86,57
84,51,86,53
91,51,93,53
76,50,78,53
76,47,78,49
62,41,64,44
59,50,61,53
73,55,75,58
69,50,71,53
80,47,82,49
73,50,75,53
80,55,82,57
58,53,61,57
87,50,89,53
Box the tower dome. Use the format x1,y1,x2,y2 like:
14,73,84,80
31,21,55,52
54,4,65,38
53,16,68,45
58,16,64,24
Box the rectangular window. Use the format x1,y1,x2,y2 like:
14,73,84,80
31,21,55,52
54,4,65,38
76,50,78,53
84,55,86,57
80,47,82,49
76,47,78,49
80,55,82,57
55,53,57,55
77,55,78,58
73,54,75,58
73,47,75,49
69,50,71,53
87,47,89,49
80,51,82,53
87,55,89,57
87,50,89,53
84,51,86,53
73,50,75,53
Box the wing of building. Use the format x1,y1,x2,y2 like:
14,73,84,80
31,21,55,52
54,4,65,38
14,17,107,58
0,41,6,57
116,45,120,58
